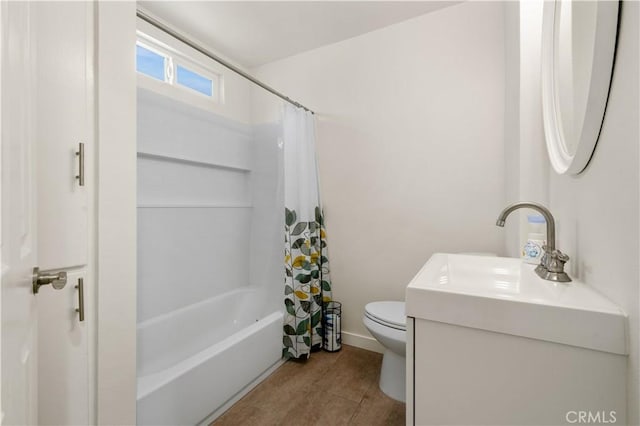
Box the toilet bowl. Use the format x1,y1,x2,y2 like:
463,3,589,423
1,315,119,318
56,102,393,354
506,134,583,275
363,301,406,402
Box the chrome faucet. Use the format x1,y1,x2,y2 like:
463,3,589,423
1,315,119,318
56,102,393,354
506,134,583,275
496,202,571,283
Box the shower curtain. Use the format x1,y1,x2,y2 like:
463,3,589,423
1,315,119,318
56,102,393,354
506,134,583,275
282,104,333,360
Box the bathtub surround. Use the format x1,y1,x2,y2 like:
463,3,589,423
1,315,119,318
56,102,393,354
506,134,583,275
254,1,506,341
137,90,253,321
136,63,286,421
283,104,334,359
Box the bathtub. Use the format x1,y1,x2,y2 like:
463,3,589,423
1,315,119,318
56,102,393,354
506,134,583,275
137,288,284,425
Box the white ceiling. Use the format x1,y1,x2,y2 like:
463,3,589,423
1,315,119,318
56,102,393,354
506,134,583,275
139,1,461,68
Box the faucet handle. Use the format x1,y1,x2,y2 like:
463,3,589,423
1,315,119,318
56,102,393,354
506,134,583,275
545,248,570,273
552,250,570,263
542,246,569,260
538,246,572,282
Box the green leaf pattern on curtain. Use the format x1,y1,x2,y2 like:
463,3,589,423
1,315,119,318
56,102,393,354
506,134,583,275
283,206,332,359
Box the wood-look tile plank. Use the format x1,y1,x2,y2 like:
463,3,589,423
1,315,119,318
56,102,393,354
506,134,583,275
278,391,359,426
214,405,275,426
211,345,404,426
241,351,342,410
349,378,405,426
315,346,382,403
384,401,406,426
214,385,310,426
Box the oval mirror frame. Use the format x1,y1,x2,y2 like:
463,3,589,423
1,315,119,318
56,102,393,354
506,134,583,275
541,0,619,175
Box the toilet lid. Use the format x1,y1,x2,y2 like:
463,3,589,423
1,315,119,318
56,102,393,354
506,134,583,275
364,301,406,330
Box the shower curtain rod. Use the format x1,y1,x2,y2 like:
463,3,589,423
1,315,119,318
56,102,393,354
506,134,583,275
136,9,315,114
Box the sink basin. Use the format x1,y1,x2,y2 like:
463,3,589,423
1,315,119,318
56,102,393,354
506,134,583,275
406,253,627,355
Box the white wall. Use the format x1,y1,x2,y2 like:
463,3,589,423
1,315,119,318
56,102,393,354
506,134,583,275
254,2,507,339
549,4,639,422
507,2,640,423
503,1,522,258
504,2,552,257
96,2,137,424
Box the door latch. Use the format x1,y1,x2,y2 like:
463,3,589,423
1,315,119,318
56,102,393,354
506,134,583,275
32,267,67,294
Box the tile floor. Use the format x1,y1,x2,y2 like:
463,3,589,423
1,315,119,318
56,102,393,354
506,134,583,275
212,345,405,426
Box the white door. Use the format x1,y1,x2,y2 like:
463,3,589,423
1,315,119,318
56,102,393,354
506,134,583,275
34,2,92,424
1,2,92,424
34,1,89,271
1,2,39,424
37,271,88,426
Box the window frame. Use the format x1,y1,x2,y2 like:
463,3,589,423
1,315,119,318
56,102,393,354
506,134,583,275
135,29,224,107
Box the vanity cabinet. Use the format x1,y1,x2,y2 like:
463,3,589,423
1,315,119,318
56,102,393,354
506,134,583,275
407,318,626,426
405,253,628,426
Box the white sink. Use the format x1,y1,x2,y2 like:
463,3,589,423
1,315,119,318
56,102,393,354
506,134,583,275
406,253,628,355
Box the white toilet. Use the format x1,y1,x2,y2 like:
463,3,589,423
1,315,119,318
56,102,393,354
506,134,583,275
362,301,406,402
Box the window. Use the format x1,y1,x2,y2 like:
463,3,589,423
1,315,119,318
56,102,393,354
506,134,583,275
176,65,213,97
135,35,221,103
136,44,166,82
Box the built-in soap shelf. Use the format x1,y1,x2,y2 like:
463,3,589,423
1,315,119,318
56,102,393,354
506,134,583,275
137,151,252,172
137,204,253,209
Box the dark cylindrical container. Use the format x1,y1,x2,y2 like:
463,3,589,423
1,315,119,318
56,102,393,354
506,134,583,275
322,301,342,352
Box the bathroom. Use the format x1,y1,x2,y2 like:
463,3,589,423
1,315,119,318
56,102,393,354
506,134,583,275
0,1,638,425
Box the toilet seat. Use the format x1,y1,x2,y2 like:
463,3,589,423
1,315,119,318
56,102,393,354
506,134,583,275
364,301,406,331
